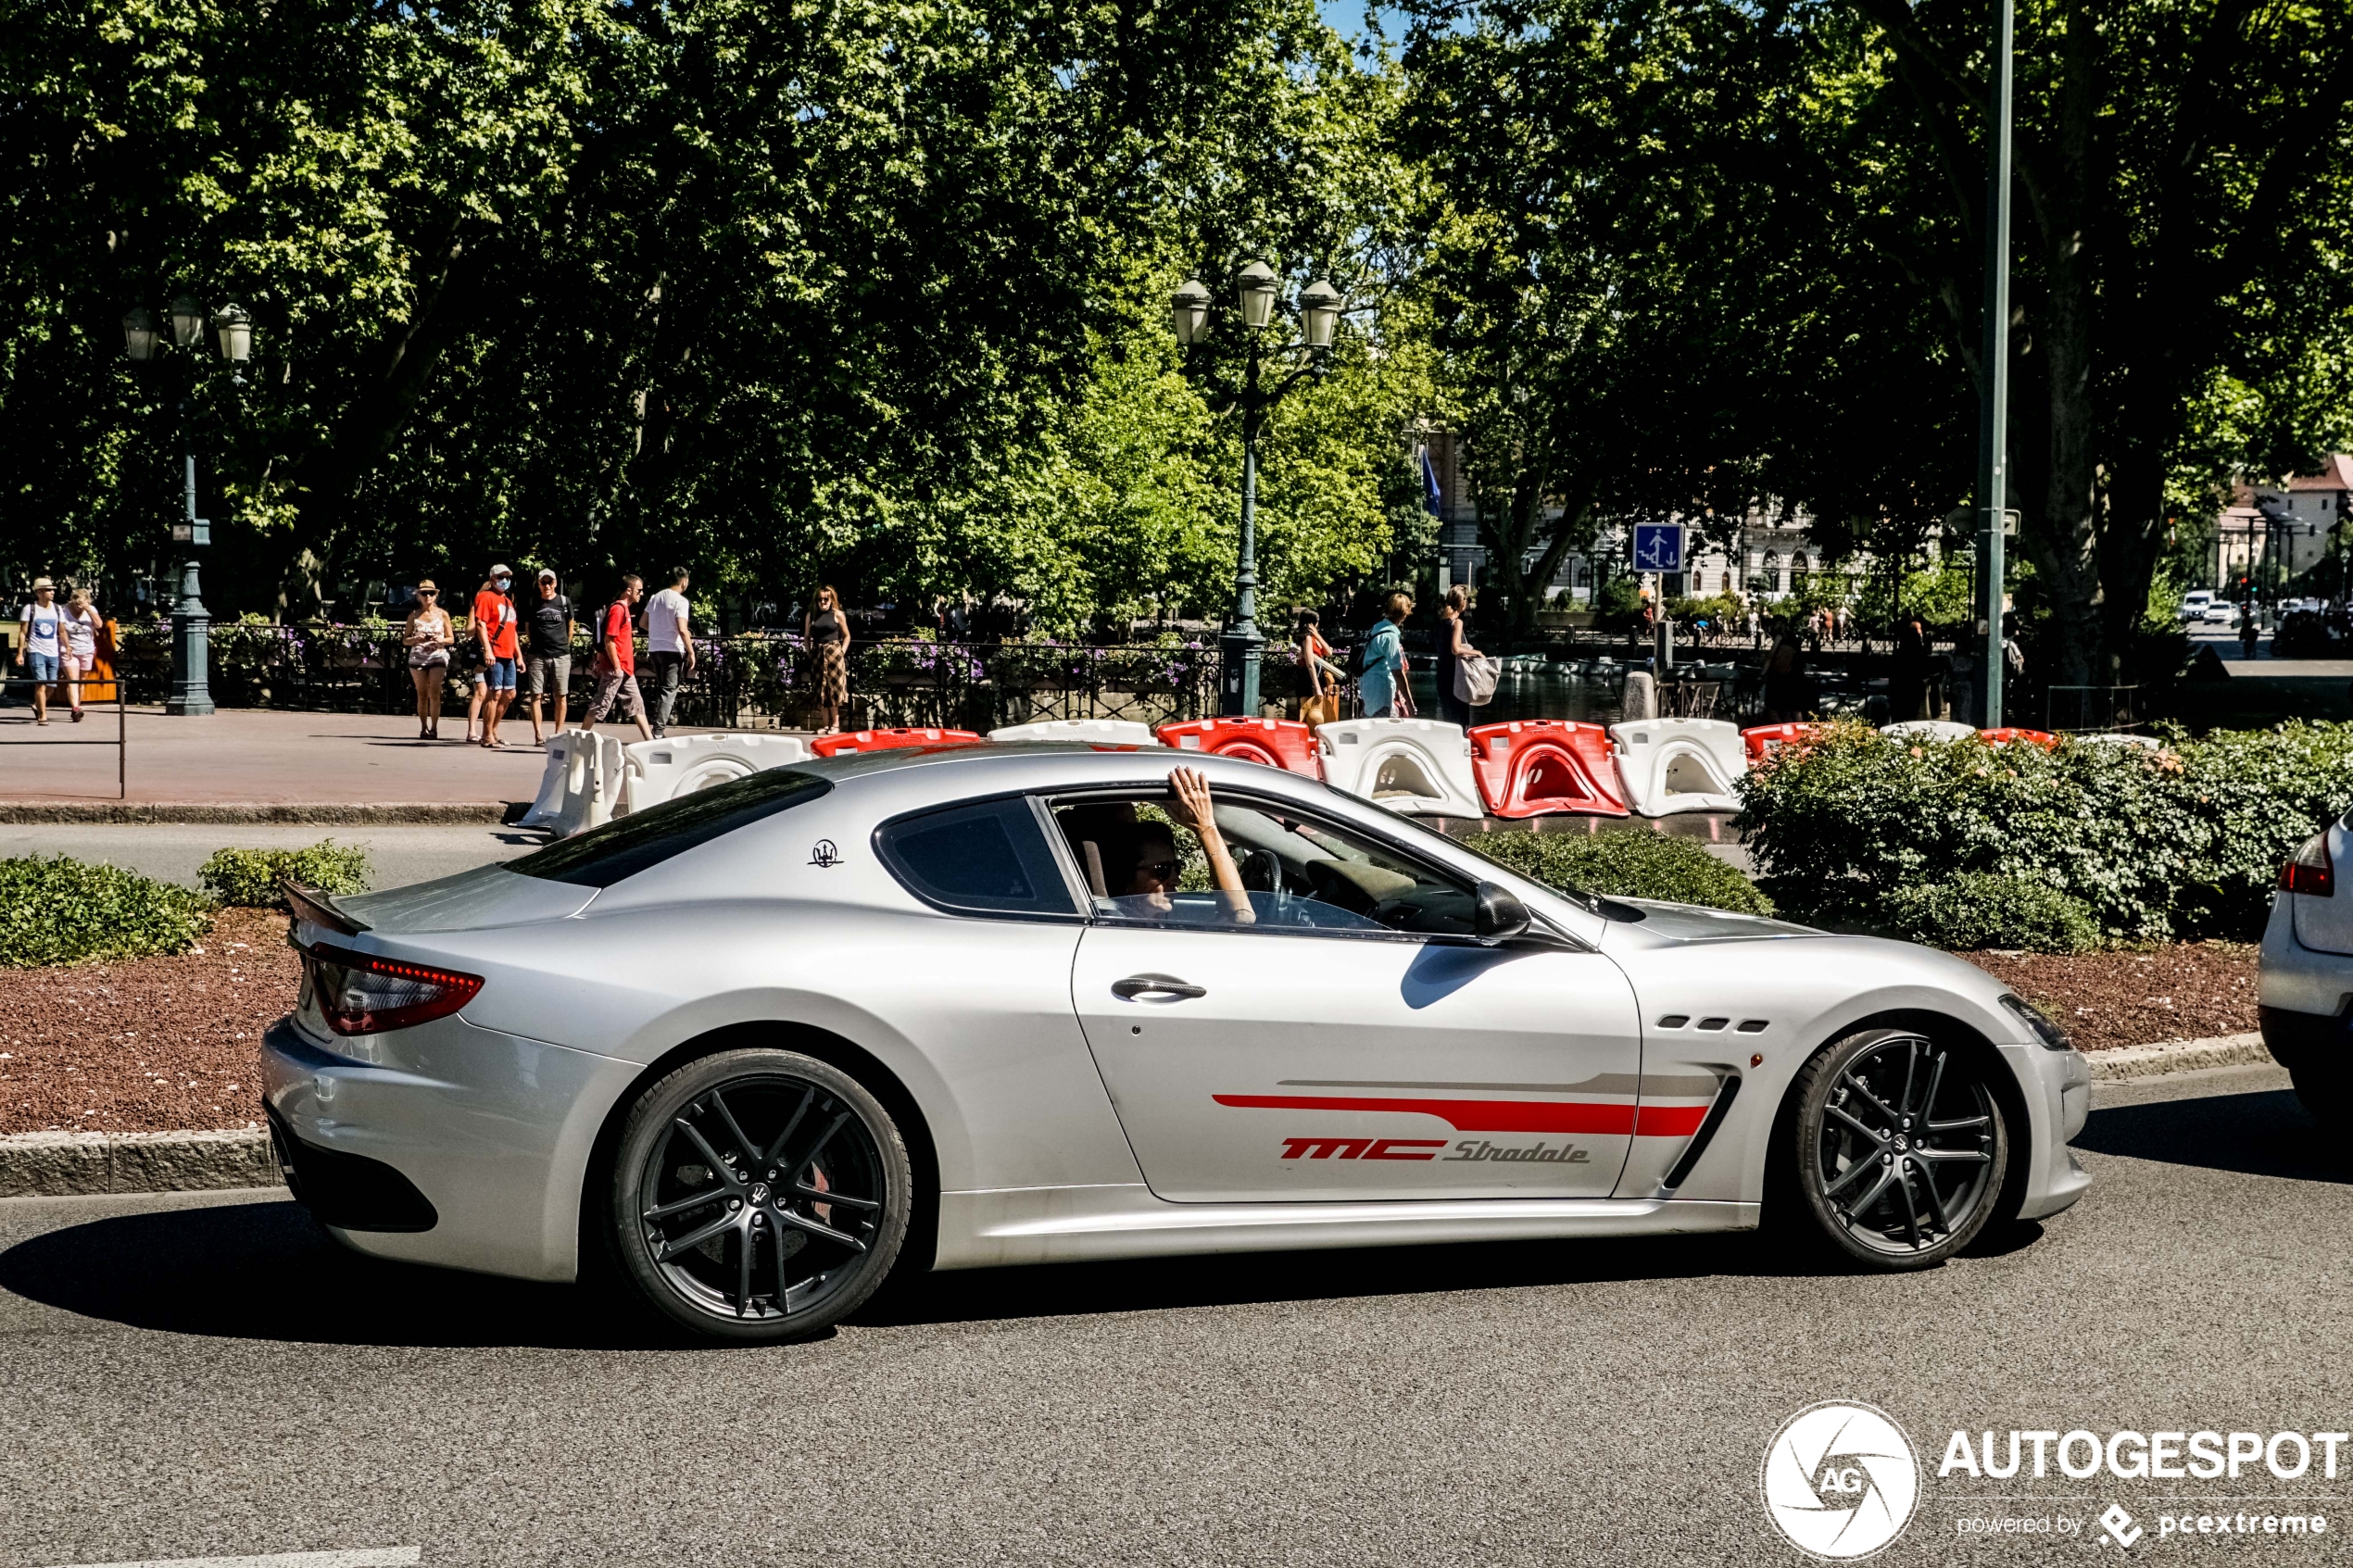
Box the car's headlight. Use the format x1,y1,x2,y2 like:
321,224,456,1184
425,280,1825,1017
2000,993,2073,1051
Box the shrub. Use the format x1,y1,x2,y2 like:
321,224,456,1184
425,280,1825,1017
1877,873,2100,954
0,856,215,968
1466,828,1775,916
1735,720,2353,942
198,840,372,909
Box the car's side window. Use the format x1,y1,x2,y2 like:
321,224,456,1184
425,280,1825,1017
1049,789,1480,938
875,797,1082,920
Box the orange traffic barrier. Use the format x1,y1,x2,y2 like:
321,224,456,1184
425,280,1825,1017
808,726,984,757
1154,718,1321,777
1466,721,1629,818
1741,721,1832,764
1979,727,2059,749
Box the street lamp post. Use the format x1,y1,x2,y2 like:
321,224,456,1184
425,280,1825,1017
122,295,250,715
1973,0,2016,728
1172,266,1342,717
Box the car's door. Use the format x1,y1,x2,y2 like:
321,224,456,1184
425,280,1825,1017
1060,792,1647,1202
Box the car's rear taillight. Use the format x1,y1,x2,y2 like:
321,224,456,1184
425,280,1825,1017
2281,832,2334,897
306,944,483,1035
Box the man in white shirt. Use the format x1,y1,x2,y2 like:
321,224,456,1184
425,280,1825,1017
642,568,696,739
15,577,67,725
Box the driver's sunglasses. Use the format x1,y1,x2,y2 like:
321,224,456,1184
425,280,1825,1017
1138,859,1180,882
418,590,437,597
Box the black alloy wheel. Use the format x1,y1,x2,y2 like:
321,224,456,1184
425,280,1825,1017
611,1048,911,1341
1788,1027,2008,1269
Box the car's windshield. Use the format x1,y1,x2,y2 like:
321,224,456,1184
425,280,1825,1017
510,769,832,887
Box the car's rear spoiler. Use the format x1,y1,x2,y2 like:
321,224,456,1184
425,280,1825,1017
282,881,370,936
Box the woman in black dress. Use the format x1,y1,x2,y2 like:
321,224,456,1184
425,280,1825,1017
805,585,850,734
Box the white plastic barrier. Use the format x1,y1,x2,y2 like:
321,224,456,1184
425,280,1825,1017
1609,718,1746,817
518,733,583,829
623,732,810,815
988,719,1162,748
550,731,627,837
2078,732,2161,749
1313,719,1485,819
1881,720,1978,742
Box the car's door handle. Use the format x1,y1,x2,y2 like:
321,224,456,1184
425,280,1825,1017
1112,973,1207,1002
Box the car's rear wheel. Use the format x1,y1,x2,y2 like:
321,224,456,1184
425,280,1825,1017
611,1048,911,1341
1785,1027,2007,1270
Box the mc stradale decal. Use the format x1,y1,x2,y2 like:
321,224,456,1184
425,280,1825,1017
1272,1135,1593,1163
1213,1091,1709,1138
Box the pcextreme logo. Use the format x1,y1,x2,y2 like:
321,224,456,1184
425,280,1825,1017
1761,1400,1922,1561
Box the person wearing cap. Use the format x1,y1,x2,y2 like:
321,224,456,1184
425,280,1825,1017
15,578,67,725
468,563,521,746
524,568,575,746
402,581,455,739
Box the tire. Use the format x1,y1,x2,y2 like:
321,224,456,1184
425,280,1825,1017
1782,1027,2008,1271
610,1048,912,1342
2291,1063,2353,1126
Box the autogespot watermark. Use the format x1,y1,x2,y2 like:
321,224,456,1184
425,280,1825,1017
1764,1405,2346,1556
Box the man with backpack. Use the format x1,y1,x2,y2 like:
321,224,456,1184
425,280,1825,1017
583,574,653,741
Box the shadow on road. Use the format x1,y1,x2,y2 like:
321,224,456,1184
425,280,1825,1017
2075,1088,2347,1185
0,1199,686,1349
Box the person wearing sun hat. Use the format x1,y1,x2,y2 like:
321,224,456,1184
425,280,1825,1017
15,577,67,725
402,579,455,739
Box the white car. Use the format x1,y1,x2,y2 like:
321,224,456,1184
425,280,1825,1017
2260,821,2351,1123
266,745,2093,1341
2181,591,2215,621
2202,601,2238,623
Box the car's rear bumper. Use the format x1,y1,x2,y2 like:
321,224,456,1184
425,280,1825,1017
262,1013,641,1283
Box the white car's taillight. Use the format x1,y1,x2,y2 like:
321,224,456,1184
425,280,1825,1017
307,945,483,1035
2281,832,2334,898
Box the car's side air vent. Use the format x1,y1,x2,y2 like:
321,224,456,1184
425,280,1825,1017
1656,1014,1690,1029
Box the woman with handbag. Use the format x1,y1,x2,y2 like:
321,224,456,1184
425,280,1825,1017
1434,586,1483,725
1292,609,1344,725
804,585,851,734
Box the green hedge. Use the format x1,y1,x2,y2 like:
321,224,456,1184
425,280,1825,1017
1878,873,2100,954
1466,828,1775,916
0,856,216,968
198,840,372,909
1735,721,2353,942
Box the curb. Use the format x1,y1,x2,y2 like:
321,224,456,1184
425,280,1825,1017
2085,1032,2271,1081
0,801,513,825
0,1129,281,1198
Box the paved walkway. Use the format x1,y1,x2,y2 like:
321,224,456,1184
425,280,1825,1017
0,707,732,813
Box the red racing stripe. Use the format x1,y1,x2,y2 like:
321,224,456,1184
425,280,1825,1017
1211,1094,1709,1138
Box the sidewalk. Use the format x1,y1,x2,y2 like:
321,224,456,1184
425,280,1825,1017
0,707,708,820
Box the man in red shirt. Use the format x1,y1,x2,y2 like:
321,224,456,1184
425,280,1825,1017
584,573,652,740
468,563,522,746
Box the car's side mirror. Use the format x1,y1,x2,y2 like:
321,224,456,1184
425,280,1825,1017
1472,881,1531,946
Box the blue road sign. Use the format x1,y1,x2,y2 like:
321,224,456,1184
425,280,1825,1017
1631,523,1684,572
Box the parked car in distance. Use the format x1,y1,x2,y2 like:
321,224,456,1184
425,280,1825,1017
2261,819,2353,1125
2180,590,2215,621
2201,601,2238,623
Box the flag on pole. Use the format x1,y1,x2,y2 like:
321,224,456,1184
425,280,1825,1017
1421,446,1442,516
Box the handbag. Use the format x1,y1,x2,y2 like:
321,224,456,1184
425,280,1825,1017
1454,654,1500,707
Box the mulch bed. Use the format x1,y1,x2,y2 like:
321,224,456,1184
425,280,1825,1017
0,907,291,1135
0,917,2267,1136
1961,942,2259,1055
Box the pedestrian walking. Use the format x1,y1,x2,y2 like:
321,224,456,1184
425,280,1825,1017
14,578,66,724
467,564,522,746
401,581,454,738
805,584,850,734
524,569,575,745
585,574,653,741
1357,591,1413,718
57,589,101,721
644,568,696,739
1292,609,1343,725
1433,585,1482,725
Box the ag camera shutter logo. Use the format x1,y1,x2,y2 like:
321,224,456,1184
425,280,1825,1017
1761,1400,1921,1560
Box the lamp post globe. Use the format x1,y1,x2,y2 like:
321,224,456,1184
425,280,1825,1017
121,308,160,363
168,294,207,349
1298,280,1341,352
1235,261,1277,331
212,304,253,377
1170,279,1210,346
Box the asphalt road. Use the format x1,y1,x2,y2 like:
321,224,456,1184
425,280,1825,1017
1,1065,2348,1568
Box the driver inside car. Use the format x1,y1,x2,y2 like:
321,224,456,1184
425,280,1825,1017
1110,768,1254,925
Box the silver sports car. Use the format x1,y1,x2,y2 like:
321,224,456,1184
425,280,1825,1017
264,743,2092,1341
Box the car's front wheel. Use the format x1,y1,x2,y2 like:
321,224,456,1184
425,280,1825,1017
1784,1027,2008,1270
610,1048,912,1341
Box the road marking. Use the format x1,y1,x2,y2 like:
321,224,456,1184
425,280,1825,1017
46,1549,420,1568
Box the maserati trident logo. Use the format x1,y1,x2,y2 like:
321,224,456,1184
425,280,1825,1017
1760,1400,1920,1561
